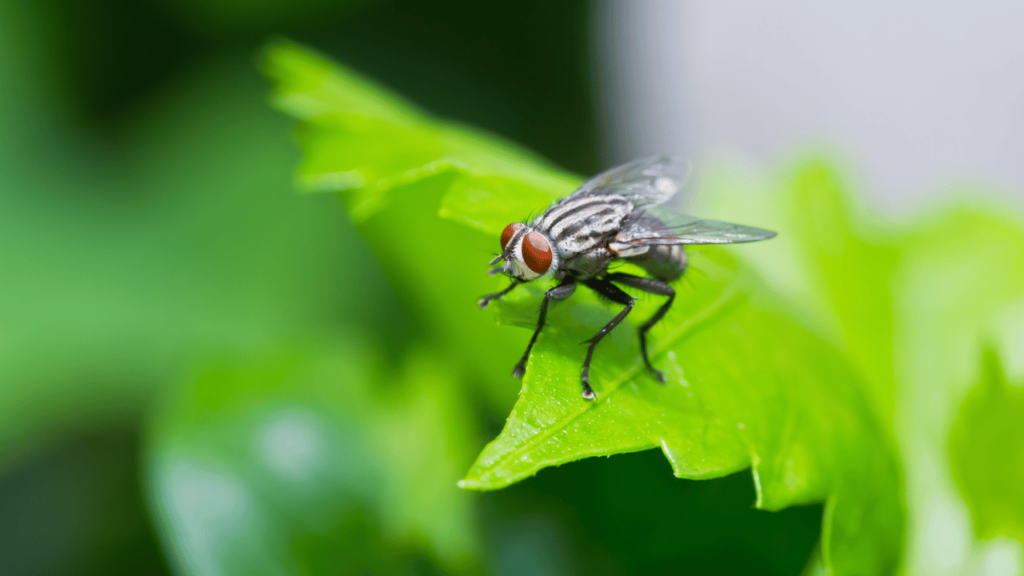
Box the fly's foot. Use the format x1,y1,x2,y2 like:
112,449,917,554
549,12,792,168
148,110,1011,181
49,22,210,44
512,360,527,379
479,280,520,309
641,362,665,383
639,333,665,383
581,370,597,399
582,382,596,400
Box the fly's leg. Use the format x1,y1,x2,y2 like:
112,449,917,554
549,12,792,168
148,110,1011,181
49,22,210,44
479,280,520,308
606,273,675,383
512,279,577,378
579,278,635,399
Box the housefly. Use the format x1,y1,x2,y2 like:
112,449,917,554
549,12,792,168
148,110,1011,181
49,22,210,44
479,155,777,400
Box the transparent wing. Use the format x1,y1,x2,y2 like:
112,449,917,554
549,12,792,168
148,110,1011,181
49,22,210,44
616,214,777,246
574,155,692,207
576,156,777,246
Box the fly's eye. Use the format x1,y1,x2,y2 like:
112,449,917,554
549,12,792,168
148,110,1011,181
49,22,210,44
522,232,552,274
500,222,522,251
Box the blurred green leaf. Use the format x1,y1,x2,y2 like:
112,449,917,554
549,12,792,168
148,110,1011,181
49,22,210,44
950,350,1024,543
0,54,396,467
146,337,481,575
264,41,903,575
894,207,1024,573
698,160,900,422
784,166,900,422
701,159,1024,573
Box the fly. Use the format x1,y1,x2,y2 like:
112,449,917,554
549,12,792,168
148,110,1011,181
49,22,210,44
479,155,777,400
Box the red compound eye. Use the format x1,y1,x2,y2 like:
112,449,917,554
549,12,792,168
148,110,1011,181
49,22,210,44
500,222,522,250
522,232,552,274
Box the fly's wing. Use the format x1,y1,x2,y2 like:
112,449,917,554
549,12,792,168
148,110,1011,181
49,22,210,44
574,155,692,207
615,214,777,247
576,156,776,247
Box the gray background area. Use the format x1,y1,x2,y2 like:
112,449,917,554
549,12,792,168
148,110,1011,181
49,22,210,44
595,0,1024,214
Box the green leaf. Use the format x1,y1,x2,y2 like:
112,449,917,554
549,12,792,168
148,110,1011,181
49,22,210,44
145,338,482,575
263,41,904,575
950,349,1024,543
464,247,901,574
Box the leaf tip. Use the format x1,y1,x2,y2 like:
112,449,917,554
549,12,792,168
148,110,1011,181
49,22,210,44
257,35,302,82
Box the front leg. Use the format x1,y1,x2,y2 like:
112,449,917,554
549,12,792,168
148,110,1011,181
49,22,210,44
479,279,520,308
512,279,577,378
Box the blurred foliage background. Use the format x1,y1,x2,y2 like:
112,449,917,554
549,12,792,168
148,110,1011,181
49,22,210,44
1,1,1022,575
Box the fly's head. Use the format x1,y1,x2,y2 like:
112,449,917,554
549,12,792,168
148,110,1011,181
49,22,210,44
490,222,557,281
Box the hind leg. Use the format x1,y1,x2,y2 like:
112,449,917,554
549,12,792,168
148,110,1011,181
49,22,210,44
605,273,675,383
579,278,636,399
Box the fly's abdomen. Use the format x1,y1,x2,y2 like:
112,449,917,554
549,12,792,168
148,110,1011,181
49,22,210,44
627,244,687,281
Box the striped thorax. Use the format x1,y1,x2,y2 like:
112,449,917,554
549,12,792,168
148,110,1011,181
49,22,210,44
534,194,633,257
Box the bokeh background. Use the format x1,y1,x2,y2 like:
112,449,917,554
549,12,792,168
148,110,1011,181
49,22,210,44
1,1,1022,575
